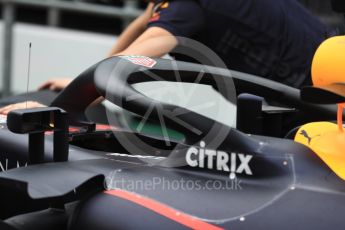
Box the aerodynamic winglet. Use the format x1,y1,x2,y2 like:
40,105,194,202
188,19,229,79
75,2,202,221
0,160,105,201
301,83,345,104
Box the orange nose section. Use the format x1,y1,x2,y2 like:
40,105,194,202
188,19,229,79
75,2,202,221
312,36,345,86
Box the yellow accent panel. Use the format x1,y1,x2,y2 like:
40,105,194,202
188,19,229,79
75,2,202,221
295,122,345,180
312,36,345,86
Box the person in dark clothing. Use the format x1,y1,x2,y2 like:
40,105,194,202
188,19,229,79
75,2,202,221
0,0,332,113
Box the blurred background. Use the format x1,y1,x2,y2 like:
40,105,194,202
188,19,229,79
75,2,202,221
0,0,343,96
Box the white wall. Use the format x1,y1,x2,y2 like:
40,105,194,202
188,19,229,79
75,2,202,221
0,22,116,92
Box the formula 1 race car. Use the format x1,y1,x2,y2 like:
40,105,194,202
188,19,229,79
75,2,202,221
0,1,344,230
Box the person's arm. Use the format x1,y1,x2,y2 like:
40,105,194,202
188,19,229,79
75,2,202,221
0,101,45,115
116,26,178,57
107,3,154,57
38,78,74,91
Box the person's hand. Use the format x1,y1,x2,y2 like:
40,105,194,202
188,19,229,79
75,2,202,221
38,78,72,91
0,101,46,115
